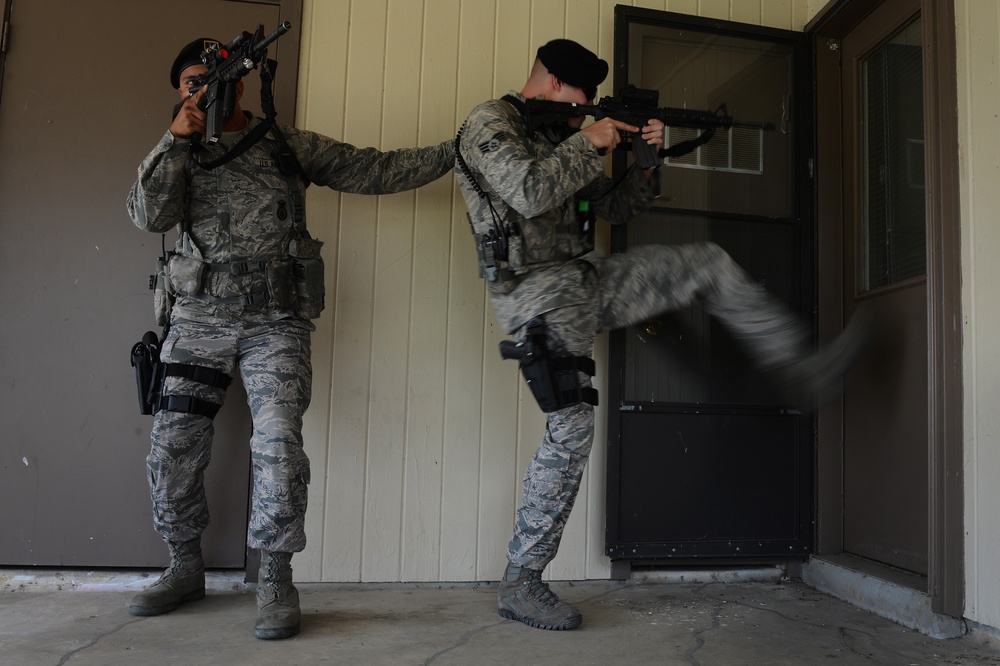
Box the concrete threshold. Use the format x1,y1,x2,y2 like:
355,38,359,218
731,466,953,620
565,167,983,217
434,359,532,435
1,569,250,593
801,553,966,639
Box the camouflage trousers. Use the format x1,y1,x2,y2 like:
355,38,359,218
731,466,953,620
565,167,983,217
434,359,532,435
147,317,312,553
507,242,810,569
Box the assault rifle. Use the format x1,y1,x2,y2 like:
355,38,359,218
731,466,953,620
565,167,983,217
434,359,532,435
190,21,292,143
524,84,776,169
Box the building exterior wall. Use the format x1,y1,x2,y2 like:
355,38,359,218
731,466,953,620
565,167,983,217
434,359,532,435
290,0,815,584
955,0,1000,632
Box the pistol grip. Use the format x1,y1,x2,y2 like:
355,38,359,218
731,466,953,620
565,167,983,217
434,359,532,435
499,340,527,360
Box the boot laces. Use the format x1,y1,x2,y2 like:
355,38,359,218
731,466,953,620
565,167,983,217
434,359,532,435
264,553,281,593
167,542,195,576
521,570,560,609
262,552,293,598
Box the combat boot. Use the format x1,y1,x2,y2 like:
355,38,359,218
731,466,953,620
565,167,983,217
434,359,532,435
129,538,205,616
255,551,301,640
772,306,872,410
497,562,582,630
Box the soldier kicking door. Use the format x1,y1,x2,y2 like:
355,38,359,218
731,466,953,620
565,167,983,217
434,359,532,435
605,8,815,569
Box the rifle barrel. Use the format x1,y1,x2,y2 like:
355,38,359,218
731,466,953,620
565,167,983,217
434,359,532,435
256,21,292,52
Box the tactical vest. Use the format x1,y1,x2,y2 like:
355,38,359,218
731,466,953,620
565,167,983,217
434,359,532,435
457,95,594,294
152,124,325,323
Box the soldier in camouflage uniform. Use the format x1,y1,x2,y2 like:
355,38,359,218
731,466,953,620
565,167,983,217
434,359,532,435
126,38,454,640
455,39,865,631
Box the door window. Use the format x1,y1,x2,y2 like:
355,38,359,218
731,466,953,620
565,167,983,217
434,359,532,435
860,17,926,292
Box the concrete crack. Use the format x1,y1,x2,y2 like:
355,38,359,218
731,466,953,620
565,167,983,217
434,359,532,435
420,618,507,665
56,616,145,666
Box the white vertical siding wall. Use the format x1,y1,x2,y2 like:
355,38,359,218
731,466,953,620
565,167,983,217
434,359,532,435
956,0,1000,631
293,0,812,583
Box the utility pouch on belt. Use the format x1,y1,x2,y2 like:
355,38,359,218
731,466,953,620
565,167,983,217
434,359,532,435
498,318,598,412
265,258,296,311
165,254,207,297
288,237,325,319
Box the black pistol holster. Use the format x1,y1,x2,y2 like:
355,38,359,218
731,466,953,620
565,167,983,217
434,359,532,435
499,317,598,412
130,330,232,419
131,331,161,415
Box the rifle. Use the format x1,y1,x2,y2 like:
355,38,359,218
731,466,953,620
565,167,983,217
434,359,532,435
524,84,776,169
190,21,292,144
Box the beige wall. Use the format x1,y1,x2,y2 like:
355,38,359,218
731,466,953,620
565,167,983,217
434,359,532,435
956,0,1000,631
291,0,815,583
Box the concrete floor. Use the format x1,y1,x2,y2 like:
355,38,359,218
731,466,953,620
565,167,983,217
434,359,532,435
3,570,1000,666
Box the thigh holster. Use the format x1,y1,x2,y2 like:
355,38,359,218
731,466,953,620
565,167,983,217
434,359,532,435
499,318,598,413
154,363,232,420
131,331,231,420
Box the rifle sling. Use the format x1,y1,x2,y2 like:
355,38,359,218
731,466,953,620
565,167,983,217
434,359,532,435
660,126,716,159
195,58,283,172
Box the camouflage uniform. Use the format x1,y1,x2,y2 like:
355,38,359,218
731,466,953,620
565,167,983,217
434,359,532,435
456,93,810,571
128,114,454,553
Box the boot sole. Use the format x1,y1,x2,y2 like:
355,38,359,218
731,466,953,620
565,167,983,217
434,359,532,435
255,624,300,640
498,608,582,630
129,588,206,617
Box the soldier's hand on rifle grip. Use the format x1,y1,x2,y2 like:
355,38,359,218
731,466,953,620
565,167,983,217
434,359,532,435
169,85,208,139
580,117,637,152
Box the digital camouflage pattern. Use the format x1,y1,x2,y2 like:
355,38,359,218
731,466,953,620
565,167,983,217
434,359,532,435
457,92,658,334
456,93,812,571
148,318,312,552
129,114,454,553
128,112,454,325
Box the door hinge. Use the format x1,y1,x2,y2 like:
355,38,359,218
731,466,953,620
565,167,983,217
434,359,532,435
1,20,9,54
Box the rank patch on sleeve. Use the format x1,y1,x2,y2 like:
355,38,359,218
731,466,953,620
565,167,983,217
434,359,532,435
478,132,505,153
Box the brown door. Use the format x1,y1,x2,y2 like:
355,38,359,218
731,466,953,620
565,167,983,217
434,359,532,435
0,0,295,567
840,0,928,574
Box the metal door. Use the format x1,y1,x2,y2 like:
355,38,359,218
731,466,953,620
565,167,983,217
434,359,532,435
605,8,814,564
0,0,296,567
840,0,928,574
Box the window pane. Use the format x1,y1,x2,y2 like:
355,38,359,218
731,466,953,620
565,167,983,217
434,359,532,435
861,17,926,291
627,24,795,218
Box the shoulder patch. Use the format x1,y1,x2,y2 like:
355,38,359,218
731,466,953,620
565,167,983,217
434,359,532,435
478,132,505,153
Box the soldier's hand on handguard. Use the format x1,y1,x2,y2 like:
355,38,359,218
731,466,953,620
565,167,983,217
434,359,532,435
639,118,665,180
641,119,665,149
580,117,637,152
169,86,208,139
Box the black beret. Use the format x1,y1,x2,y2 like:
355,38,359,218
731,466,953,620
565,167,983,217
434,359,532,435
537,39,608,98
170,37,221,89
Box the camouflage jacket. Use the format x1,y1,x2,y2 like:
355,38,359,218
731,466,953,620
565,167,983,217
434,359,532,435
127,113,454,325
456,91,658,333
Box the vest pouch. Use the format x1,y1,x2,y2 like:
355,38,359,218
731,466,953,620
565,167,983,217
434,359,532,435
506,233,527,273
265,258,296,311
289,237,325,319
165,254,207,297
152,257,170,326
